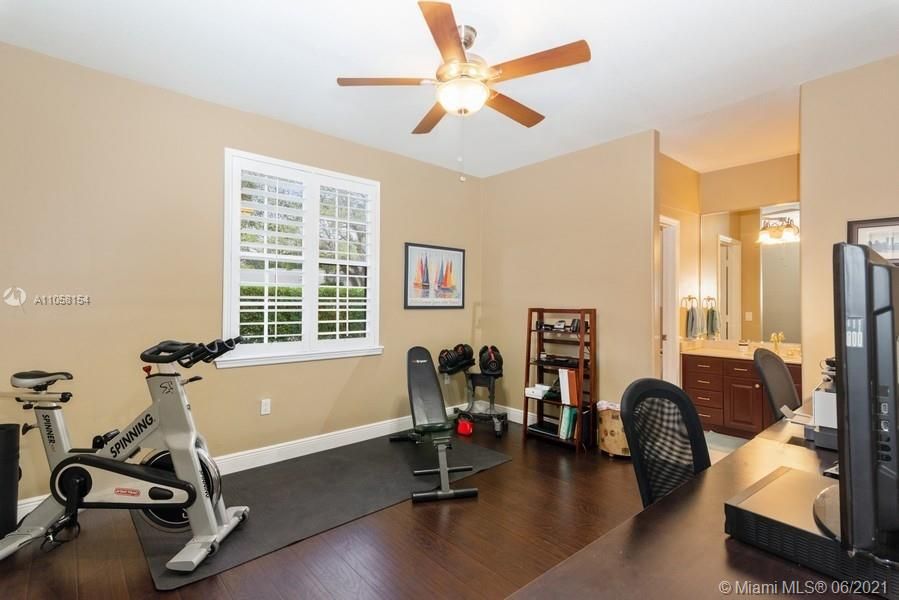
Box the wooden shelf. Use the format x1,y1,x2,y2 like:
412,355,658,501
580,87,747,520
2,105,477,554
526,424,577,446
523,307,598,452
530,362,591,376
531,329,590,337
535,337,585,346
524,395,595,407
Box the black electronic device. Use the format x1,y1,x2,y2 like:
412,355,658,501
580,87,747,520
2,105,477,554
725,467,899,598
828,243,899,561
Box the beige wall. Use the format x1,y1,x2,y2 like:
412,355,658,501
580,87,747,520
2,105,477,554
0,44,484,498
800,54,899,396
700,154,799,214
480,131,660,406
657,155,700,338
699,212,738,308
739,210,761,340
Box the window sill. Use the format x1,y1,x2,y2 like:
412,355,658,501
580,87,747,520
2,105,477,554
215,345,384,369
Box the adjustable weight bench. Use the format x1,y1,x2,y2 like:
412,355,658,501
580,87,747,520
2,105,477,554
390,346,478,502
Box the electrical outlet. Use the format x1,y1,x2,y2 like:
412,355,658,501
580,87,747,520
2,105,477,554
260,398,272,416
745,311,753,321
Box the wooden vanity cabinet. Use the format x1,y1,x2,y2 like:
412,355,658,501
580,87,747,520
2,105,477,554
681,354,802,438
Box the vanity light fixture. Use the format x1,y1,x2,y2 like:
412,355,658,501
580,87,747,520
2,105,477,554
758,217,800,245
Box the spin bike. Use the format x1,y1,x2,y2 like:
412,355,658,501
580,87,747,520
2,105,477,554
0,337,249,572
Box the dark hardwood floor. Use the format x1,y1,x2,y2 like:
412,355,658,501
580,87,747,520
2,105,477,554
0,423,643,599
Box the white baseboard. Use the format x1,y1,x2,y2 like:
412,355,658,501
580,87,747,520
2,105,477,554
495,403,537,426
214,414,413,475
16,404,469,520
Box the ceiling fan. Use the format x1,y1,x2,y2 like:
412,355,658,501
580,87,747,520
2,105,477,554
337,1,591,134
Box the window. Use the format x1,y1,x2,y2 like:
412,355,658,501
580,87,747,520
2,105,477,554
220,149,381,367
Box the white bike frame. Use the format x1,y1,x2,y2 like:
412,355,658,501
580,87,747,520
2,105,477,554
0,363,248,572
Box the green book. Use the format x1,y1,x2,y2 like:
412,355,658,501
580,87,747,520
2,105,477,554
558,406,571,439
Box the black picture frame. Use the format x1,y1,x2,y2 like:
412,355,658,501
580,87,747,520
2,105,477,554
848,217,899,265
403,242,465,309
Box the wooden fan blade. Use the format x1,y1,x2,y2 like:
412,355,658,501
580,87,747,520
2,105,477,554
491,40,591,83
337,77,429,86
486,92,545,127
412,103,447,134
418,2,466,64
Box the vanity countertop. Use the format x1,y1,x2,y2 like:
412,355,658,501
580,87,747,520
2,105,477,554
680,345,802,365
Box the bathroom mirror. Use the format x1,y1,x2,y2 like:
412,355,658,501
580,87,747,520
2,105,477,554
698,203,800,343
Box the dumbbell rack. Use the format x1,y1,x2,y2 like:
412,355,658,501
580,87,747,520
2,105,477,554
523,307,597,452
441,360,508,437
456,372,508,438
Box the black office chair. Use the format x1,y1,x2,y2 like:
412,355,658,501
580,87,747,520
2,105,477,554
754,348,801,421
621,378,711,508
389,346,478,502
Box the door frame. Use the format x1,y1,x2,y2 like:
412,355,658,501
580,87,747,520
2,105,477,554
717,235,742,341
660,215,680,384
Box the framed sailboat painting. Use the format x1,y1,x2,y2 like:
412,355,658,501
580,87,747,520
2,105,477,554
404,243,465,309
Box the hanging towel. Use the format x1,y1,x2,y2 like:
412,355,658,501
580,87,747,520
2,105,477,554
706,306,720,339
686,305,701,339
685,306,694,338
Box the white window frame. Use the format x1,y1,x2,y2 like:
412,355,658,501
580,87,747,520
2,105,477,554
218,148,382,368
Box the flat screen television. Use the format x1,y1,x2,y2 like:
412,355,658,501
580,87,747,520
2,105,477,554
827,242,899,563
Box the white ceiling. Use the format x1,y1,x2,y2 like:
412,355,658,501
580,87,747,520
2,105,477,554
2,0,899,176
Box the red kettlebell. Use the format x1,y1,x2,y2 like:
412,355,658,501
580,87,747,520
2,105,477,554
456,415,474,436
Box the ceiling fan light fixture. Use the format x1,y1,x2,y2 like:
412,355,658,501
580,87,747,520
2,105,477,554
436,77,489,115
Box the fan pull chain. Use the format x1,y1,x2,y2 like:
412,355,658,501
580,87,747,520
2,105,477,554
458,118,466,182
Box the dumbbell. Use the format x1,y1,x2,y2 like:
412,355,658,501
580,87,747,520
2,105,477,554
438,348,459,369
479,345,503,375
439,343,474,371
454,343,474,363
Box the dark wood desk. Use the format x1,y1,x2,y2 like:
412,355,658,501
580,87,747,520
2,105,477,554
512,422,847,598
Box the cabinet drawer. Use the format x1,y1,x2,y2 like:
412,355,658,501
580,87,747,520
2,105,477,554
695,406,723,428
724,359,759,380
683,355,723,375
683,372,722,391
686,388,723,409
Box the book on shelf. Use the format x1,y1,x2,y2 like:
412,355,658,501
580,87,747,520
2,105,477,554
559,406,572,439
559,405,578,440
558,368,580,406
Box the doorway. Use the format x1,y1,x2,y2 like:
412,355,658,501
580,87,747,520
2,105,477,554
717,235,742,341
659,216,680,384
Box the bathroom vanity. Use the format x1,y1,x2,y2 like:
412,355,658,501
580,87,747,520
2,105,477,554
681,347,802,438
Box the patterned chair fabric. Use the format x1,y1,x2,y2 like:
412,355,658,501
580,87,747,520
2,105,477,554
621,378,711,507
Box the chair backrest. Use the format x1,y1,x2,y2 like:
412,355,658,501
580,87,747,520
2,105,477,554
407,346,451,432
753,348,800,420
621,378,712,508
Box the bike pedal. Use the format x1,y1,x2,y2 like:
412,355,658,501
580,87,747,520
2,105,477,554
41,518,80,551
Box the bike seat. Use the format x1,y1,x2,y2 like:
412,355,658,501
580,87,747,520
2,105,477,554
11,371,73,390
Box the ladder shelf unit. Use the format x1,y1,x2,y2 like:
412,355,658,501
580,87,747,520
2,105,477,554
523,307,598,452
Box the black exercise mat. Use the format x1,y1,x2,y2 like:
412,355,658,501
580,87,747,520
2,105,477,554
131,434,509,590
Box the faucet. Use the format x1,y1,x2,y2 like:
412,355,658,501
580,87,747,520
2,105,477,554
770,331,785,354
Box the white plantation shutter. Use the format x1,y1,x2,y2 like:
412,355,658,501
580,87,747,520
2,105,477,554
222,150,380,367
238,170,305,345
317,184,373,341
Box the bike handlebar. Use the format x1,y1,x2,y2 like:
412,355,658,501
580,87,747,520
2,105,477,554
141,337,243,366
